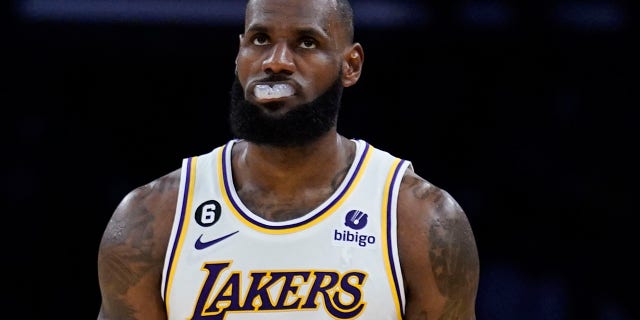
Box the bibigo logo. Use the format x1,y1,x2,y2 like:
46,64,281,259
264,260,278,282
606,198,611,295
333,210,376,248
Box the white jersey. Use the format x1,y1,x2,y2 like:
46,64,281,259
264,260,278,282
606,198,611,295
161,139,411,320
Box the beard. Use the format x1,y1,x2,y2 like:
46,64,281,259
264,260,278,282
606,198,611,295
228,74,343,148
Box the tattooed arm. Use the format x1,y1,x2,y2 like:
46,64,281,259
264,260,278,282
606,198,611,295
398,167,480,320
97,169,180,320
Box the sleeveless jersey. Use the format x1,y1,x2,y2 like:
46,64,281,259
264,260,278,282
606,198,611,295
161,139,411,320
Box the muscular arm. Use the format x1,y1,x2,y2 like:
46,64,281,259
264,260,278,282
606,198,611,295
97,169,181,320
398,168,479,320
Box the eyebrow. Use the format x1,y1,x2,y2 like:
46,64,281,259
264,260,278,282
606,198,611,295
297,26,330,40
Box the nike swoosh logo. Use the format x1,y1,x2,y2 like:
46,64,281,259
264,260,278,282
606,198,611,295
194,231,239,250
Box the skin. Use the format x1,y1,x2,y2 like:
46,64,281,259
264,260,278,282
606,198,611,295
96,0,480,319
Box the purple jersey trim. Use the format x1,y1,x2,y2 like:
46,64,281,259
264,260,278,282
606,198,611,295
163,157,192,300
387,159,407,315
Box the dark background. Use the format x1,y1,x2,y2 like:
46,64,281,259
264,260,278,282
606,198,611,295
4,0,639,319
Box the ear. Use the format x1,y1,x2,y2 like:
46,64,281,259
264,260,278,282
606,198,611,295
235,34,243,73
236,34,243,64
341,43,364,88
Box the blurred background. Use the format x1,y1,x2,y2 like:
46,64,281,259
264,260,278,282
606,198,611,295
4,0,638,318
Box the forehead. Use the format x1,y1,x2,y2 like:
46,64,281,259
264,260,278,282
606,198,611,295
245,0,338,33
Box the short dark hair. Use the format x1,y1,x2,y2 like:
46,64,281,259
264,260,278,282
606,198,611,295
336,0,355,42
244,0,355,42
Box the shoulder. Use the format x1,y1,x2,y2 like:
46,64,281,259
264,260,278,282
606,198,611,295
397,166,476,259
98,168,181,270
97,168,182,318
396,166,479,318
397,166,471,231
109,168,181,230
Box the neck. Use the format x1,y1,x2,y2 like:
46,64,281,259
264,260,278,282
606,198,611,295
230,131,356,221
234,130,352,187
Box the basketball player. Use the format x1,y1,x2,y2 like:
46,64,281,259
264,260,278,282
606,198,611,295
96,0,480,319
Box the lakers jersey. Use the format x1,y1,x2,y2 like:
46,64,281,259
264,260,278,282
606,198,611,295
161,139,411,319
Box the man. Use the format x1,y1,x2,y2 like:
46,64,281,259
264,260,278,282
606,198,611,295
97,0,480,319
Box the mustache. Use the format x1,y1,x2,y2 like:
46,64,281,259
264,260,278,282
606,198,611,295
256,74,292,83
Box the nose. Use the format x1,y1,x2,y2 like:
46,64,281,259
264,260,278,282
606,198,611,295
262,41,295,75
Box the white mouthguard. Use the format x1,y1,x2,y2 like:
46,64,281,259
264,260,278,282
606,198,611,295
254,84,295,100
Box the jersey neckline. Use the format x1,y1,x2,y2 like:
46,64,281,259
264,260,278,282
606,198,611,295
218,139,371,234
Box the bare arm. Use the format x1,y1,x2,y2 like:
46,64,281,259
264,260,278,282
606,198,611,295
97,169,181,320
398,168,480,320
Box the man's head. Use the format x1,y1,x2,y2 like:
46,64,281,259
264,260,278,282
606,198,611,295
229,0,363,147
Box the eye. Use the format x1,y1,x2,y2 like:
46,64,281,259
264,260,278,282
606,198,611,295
252,34,270,46
299,38,316,49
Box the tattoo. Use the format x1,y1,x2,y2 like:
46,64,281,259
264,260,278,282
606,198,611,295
252,203,308,222
405,173,479,319
250,163,349,221
242,145,354,222
428,194,479,319
99,185,159,318
332,160,351,190
406,175,433,200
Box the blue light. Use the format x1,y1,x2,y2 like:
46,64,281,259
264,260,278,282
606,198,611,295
553,2,625,31
460,2,513,27
18,0,429,27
